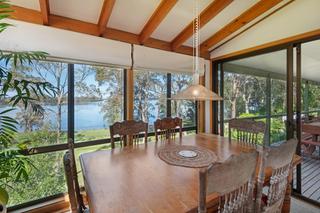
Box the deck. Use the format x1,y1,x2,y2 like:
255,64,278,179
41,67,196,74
294,156,320,202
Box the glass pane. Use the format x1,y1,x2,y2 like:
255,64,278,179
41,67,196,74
296,40,320,202
271,79,286,115
74,64,124,142
223,49,287,144
134,70,167,131
223,71,266,120
2,61,68,147
171,73,195,127
7,151,66,206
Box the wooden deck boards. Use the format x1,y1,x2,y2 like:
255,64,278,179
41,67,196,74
293,156,320,202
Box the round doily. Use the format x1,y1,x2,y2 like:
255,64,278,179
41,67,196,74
158,145,217,168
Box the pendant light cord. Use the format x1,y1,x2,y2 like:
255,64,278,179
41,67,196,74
193,0,200,84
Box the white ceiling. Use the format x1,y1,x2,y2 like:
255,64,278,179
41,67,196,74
229,40,320,82
8,0,320,57
184,0,258,46
108,0,161,34
151,0,212,41
8,0,272,48
50,0,105,24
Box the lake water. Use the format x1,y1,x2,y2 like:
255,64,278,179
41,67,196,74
0,101,161,131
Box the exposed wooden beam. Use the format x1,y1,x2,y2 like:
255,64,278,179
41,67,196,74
201,0,284,52
39,0,50,25
98,0,116,36
212,28,320,62
171,0,233,51
139,0,178,44
10,6,210,59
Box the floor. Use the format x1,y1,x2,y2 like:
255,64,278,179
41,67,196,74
293,155,320,202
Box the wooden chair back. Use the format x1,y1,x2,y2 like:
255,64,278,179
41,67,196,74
199,151,258,213
154,117,182,142
109,120,148,149
255,139,298,213
228,118,266,146
63,140,86,213
302,122,320,135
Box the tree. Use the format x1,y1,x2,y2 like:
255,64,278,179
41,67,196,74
94,66,123,125
16,103,44,132
134,71,166,123
28,62,67,142
171,74,195,126
0,0,55,207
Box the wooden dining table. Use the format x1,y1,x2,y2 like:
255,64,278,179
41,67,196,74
80,133,301,213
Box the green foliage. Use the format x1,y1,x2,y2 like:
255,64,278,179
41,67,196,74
0,187,8,204
0,0,13,33
0,1,55,205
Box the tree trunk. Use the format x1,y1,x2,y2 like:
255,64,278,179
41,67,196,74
57,96,62,143
231,100,237,118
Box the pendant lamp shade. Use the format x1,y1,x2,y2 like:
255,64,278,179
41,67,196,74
170,84,223,101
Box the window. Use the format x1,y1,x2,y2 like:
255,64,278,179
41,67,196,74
1,61,69,147
7,151,66,206
223,72,266,119
134,70,167,131
171,73,196,127
74,64,124,142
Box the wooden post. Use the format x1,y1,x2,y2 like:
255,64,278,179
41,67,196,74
303,81,309,118
219,63,224,136
198,76,205,133
287,45,294,140
209,61,213,133
126,69,134,120
212,62,219,134
265,74,271,145
295,44,302,194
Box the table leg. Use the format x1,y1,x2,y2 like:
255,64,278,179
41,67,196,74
281,169,293,213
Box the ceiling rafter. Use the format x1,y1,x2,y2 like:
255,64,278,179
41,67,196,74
10,6,210,59
98,0,116,36
39,0,50,25
200,0,284,52
171,0,233,51
139,0,178,44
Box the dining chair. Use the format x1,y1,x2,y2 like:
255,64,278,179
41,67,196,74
255,139,298,213
198,151,259,213
63,139,87,213
154,117,182,142
228,118,266,146
109,120,148,149
301,123,319,156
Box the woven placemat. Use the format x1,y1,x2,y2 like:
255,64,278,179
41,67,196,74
158,145,217,168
